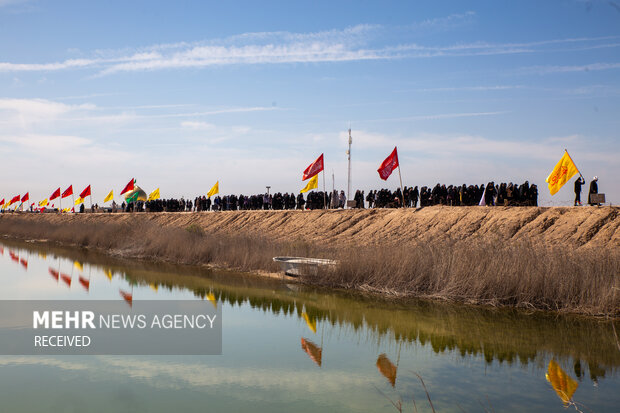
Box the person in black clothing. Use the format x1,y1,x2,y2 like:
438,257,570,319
574,176,585,206
588,176,599,206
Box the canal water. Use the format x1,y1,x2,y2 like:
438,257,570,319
0,239,618,412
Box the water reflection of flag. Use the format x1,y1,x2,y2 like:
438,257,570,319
150,283,159,292
376,354,398,387
0,247,3,255
301,338,322,367
9,251,19,262
546,360,578,405
78,276,90,291
207,292,217,309
119,289,133,307
104,269,113,281
74,261,83,272
301,312,317,334
60,273,72,287
49,268,59,281
20,258,28,270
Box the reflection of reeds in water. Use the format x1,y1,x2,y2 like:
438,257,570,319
2,237,619,380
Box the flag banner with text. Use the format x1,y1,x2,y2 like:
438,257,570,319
61,185,73,198
377,147,399,180
207,181,219,198
300,174,318,193
148,188,160,201
302,153,324,181
103,190,114,203
545,151,579,195
79,185,91,199
49,188,61,200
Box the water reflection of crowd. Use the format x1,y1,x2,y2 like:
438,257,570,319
120,180,538,212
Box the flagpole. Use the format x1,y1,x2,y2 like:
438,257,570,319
564,149,584,181
72,194,75,212
397,165,405,208
322,170,327,209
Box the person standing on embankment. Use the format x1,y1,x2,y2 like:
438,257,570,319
574,176,585,206
589,176,599,206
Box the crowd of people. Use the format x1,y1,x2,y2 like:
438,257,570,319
102,180,540,213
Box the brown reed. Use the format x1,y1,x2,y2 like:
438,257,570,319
0,215,617,315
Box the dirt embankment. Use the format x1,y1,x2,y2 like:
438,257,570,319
2,206,618,249
1,207,618,315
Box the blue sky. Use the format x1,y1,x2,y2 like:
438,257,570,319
1,0,619,206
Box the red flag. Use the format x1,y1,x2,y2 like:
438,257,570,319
377,147,399,180
78,276,90,291
302,154,324,181
120,178,135,195
49,268,59,281
49,187,61,200
60,273,72,287
21,193,29,203
61,185,73,198
0,199,4,206
119,289,133,307
79,185,91,199
9,195,20,205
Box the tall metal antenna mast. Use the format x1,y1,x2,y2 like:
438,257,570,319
347,127,352,203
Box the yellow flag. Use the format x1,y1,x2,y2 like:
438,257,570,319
148,188,160,201
39,199,48,207
103,190,114,203
300,174,318,193
75,197,84,206
546,360,578,405
302,311,317,333
207,181,219,198
545,151,579,195
74,261,83,272
207,292,217,309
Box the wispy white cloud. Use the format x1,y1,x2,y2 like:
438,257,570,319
519,62,620,75
412,11,476,31
0,21,617,75
361,111,509,123
181,120,215,130
411,85,524,92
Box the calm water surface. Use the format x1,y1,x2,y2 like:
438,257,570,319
0,239,618,412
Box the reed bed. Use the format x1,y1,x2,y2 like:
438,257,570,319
308,240,620,315
0,216,618,315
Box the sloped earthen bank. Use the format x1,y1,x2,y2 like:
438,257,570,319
0,206,618,315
